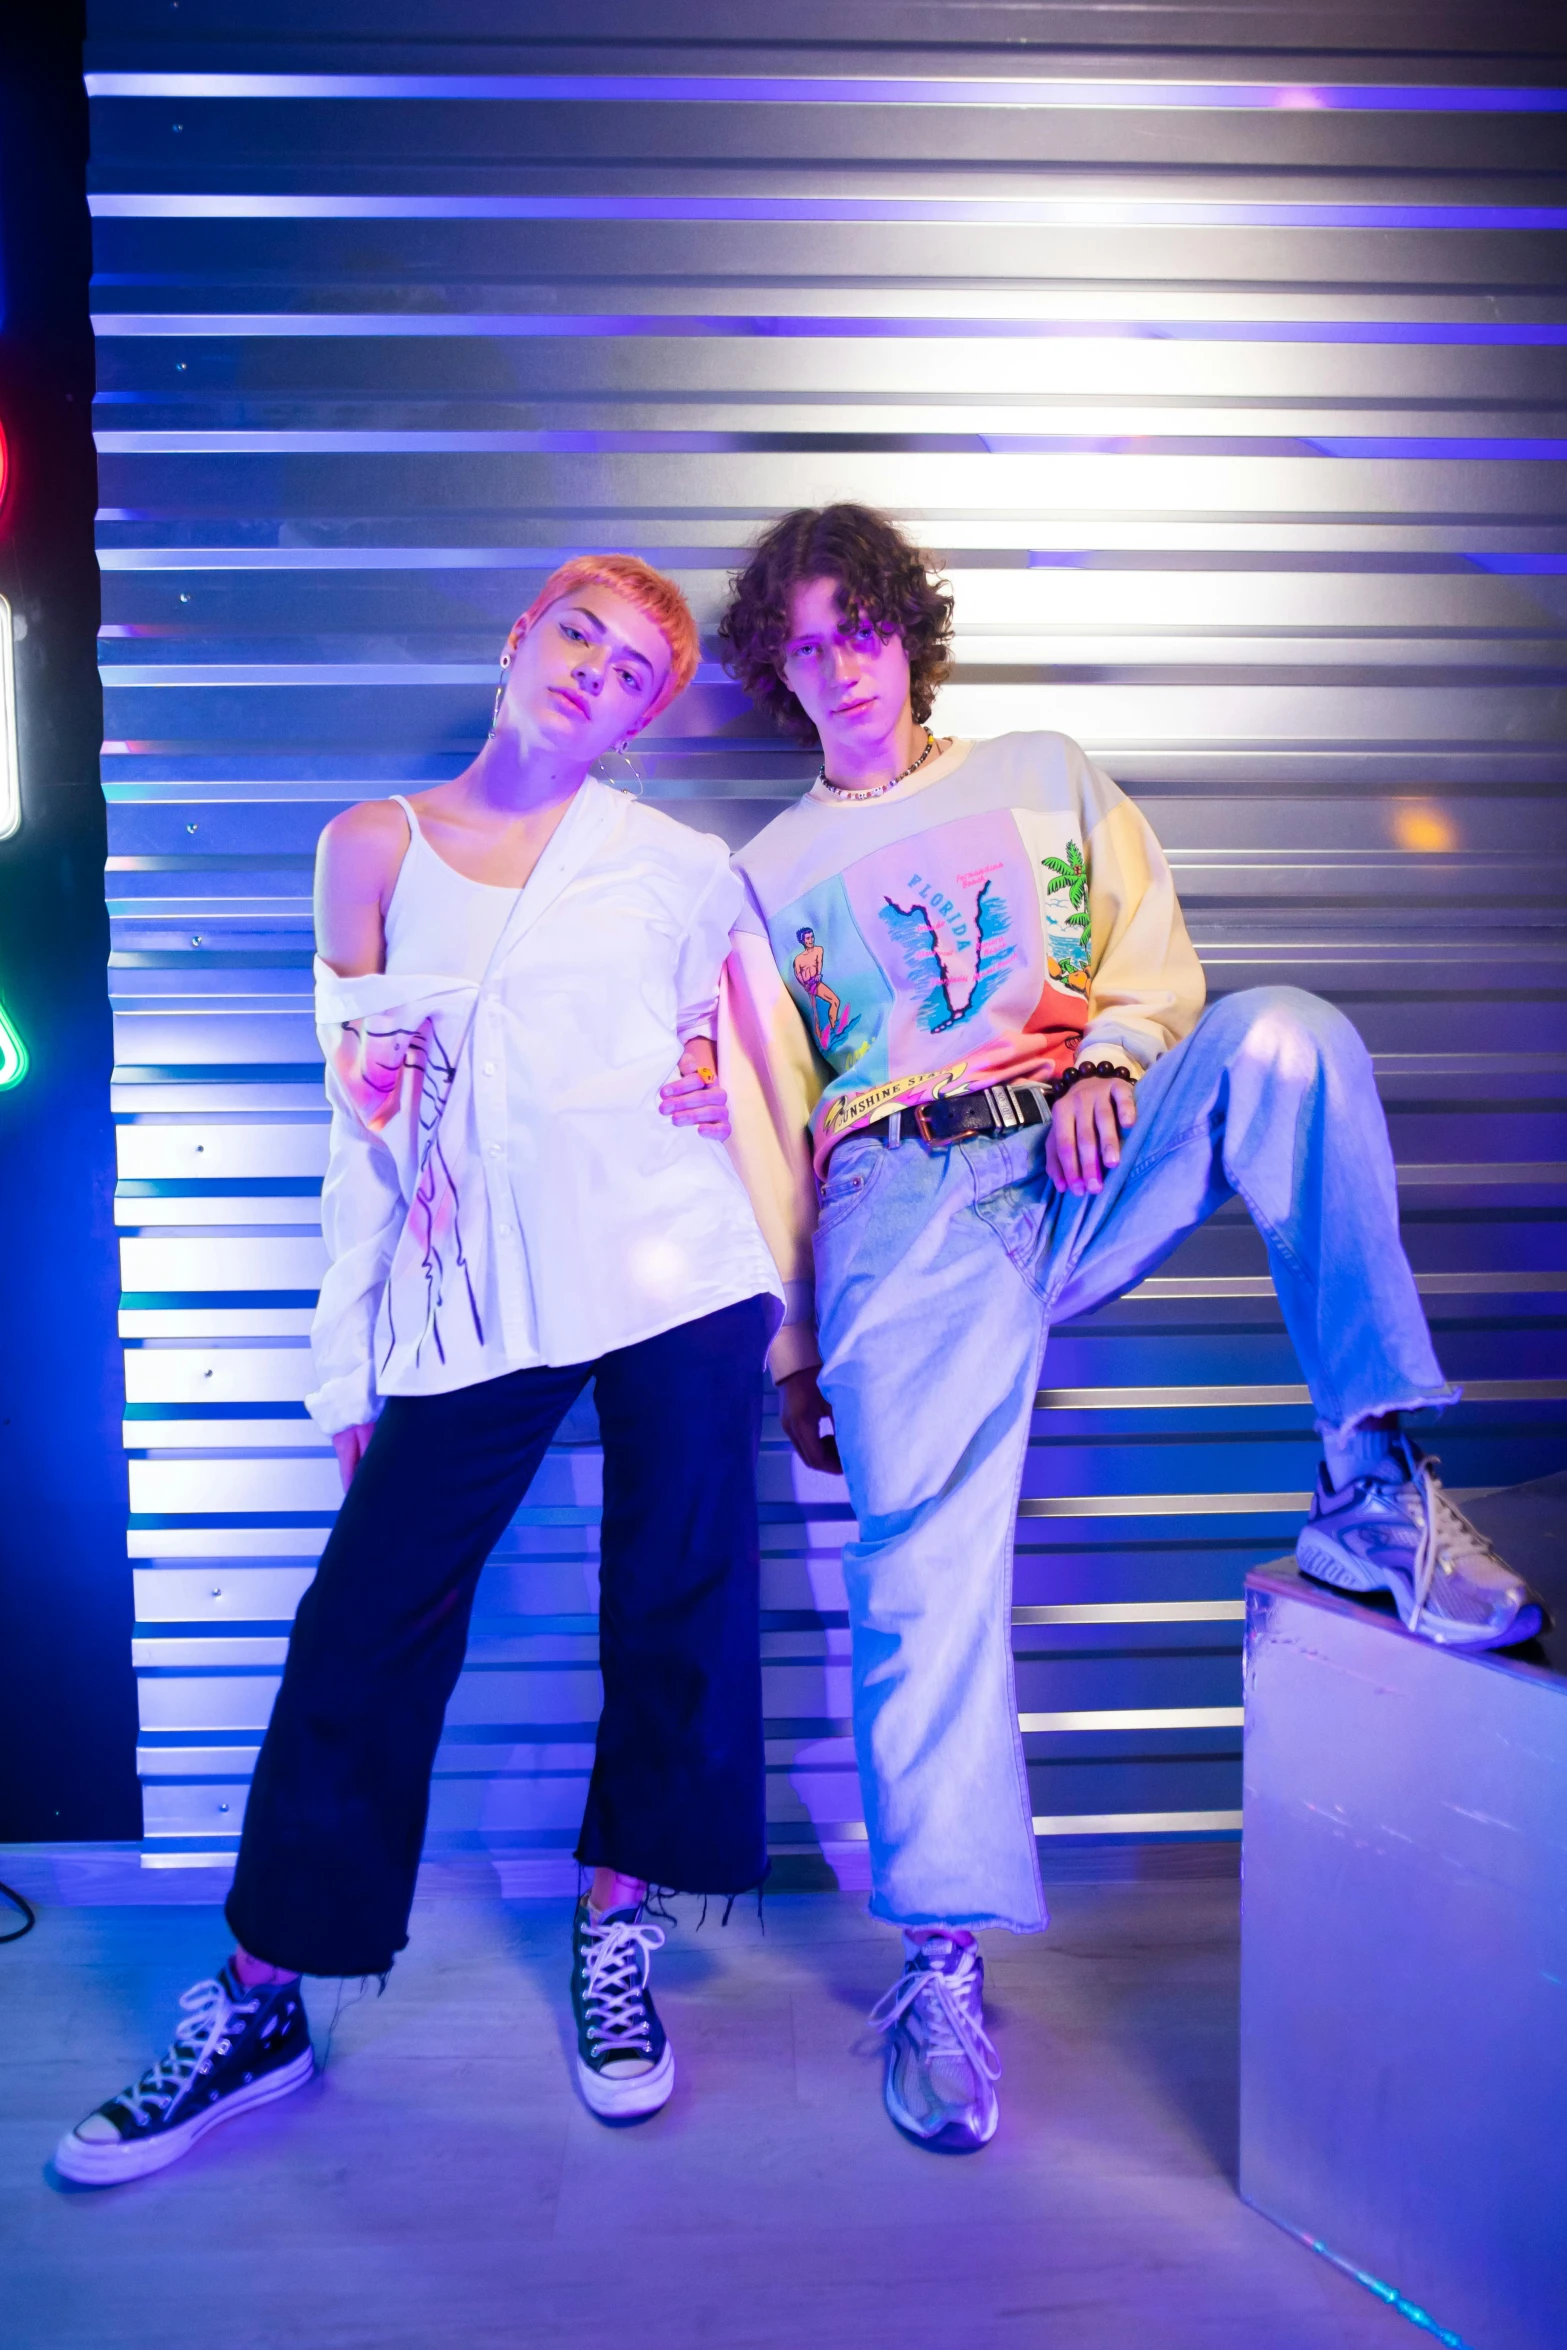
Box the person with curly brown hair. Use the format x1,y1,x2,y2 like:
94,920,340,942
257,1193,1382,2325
716,502,1542,2156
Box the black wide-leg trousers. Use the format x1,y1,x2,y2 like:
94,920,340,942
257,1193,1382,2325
226,1295,772,1978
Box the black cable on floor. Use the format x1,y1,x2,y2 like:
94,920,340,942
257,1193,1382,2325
0,1880,37,1944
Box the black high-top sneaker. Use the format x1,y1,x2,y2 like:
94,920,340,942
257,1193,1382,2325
569,1898,674,2120
54,1962,313,2185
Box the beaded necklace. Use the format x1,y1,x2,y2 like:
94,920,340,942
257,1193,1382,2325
816,729,942,803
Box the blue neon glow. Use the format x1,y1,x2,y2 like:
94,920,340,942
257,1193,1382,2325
80,73,1567,112
1294,2233,1475,2348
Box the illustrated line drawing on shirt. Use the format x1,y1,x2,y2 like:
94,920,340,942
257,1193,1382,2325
880,874,1017,1034
343,1017,485,1375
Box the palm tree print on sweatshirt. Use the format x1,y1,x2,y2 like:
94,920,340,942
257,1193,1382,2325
1040,839,1091,996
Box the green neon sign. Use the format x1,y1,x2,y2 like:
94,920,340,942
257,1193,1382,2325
0,999,27,1089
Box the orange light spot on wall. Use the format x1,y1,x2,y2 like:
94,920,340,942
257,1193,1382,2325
1391,804,1458,855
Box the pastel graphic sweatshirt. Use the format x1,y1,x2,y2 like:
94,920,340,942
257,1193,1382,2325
720,731,1206,1380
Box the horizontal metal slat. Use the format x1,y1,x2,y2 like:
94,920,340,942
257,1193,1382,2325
1033,1809,1243,1836
106,1163,1567,1232
121,1235,328,1286
1036,1380,1567,1408
117,1125,329,1178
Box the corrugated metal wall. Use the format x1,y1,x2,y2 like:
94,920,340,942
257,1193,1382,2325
85,4,1567,1880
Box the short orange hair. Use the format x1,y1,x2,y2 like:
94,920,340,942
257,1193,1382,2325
502,554,700,726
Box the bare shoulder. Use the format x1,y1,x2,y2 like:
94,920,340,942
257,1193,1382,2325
315,797,411,898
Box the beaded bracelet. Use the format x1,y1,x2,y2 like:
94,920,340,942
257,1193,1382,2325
1043,1058,1137,1106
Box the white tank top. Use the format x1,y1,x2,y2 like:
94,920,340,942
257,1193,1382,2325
382,793,518,978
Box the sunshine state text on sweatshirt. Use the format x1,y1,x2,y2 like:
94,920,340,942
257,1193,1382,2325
719,731,1207,1379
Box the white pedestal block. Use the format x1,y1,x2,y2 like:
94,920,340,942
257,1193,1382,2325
1239,1563,1567,2350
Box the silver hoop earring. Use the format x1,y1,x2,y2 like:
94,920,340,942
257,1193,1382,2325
597,743,644,796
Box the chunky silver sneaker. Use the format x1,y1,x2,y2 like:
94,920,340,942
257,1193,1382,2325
569,1899,674,2121
870,1935,1000,2153
1297,1439,1545,1650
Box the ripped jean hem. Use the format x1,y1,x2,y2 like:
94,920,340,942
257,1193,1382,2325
867,1896,1050,1935
1315,1384,1463,1451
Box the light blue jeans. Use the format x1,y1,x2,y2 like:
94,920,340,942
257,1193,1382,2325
812,987,1454,1931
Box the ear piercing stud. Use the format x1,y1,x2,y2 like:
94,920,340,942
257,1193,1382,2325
489,649,512,737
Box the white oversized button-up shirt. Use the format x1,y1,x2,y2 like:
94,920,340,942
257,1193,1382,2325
305,779,783,1434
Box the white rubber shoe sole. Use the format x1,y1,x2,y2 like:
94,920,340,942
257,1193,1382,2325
53,2049,315,2186
1296,1526,1542,1649
575,2041,674,2121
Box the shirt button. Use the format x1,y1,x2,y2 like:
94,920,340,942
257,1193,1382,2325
483,1061,496,1075
488,1144,501,1158
498,1223,512,1237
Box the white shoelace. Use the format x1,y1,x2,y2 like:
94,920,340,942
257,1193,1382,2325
580,1917,666,2057
869,1950,1001,2085
1390,1455,1509,1634
1402,1454,1441,1633
117,1976,253,2126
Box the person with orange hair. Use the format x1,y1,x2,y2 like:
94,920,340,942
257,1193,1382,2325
55,557,784,2184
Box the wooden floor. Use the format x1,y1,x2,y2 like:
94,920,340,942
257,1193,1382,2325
1,1867,1419,2350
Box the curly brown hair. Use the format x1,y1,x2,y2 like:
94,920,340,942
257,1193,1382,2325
717,504,954,744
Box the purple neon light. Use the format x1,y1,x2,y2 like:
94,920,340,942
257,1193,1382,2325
1022,552,1567,574
81,72,1567,112
83,193,1567,229
98,665,498,685
91,430,1567,460
89,313,1567,346
86,548,1567,575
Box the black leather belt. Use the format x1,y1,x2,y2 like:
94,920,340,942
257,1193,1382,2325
859,1082,1053,1148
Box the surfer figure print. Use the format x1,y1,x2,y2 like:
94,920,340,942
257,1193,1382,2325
792,925,853,1051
